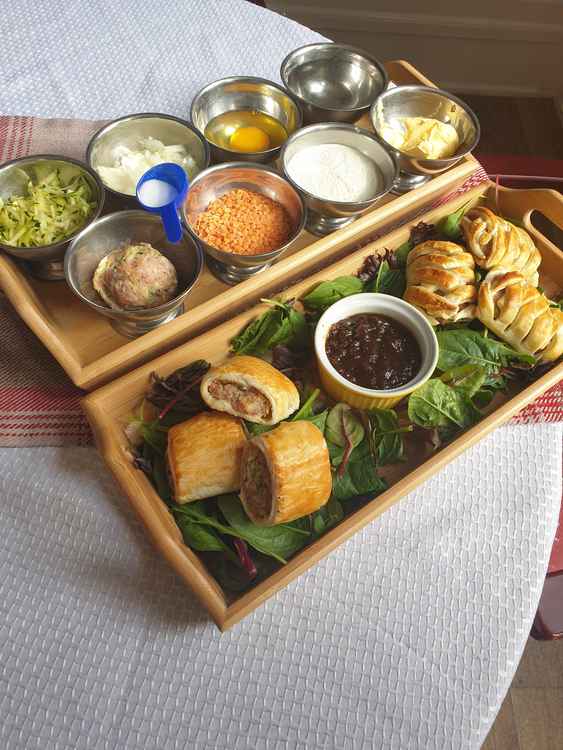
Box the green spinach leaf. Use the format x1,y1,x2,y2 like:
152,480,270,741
174,514,238,563
408,378,481,431
439,364,487,398
217,495,310,563
231,299,307,355
331,443,387,501
367,260,406,297
436,330,535,377
436,202,470,240
394,239,413,266
369,408,411,465
302,276,364,311
311,498,344,537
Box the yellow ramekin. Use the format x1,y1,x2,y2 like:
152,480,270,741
314,293,439,410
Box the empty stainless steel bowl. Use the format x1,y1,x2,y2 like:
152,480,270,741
182,162,305,285
64,210,203,338
370,85,480,193
280,43,388,124
0,154,104,280
87,113,210,200
190,76,302,163
280,123,398,236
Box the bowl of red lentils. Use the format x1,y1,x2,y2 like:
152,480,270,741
182,162,305,285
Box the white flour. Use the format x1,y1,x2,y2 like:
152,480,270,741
286,143,382,202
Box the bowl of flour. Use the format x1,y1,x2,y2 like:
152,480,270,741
281,123,397,236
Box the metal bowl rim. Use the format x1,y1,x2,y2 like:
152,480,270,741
0,153,105,254
369,84,481,163
190,75,303,158
182,161,307,263
64,209,204,317
279,122,399,207
86,112,211,200
280,42,389,113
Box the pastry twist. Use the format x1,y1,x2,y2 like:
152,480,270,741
477,268,563,362
404,240,477,325
462,206,541,285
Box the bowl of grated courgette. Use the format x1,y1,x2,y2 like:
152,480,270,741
0,154,104,280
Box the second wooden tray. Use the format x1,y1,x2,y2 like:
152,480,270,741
0,60,479,390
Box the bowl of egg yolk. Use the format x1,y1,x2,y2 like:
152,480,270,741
190,76,302,164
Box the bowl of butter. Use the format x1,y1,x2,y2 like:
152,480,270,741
370,85,480,194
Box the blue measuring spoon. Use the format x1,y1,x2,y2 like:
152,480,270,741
136,163,189,243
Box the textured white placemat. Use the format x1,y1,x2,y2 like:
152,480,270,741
1,425,560,749
1,0,325,119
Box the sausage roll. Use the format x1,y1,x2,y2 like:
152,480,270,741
200,355,300,425
403,240,477,325
240,421,332,526
477,268,563,362
167,412,247,503
462,206,541,285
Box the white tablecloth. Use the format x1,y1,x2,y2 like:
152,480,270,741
1,2,561,748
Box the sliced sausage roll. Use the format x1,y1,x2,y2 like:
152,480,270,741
477,268,563,362
462,206,541,286
404,240,477,325
167,412,247,503
200,355,300,425
240,421,332,526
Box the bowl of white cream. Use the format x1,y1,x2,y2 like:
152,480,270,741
87,113,210,201
280,122,398,236
370,85,480,194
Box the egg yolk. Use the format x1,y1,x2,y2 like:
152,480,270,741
230,126,271,153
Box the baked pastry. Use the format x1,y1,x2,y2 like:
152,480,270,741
200,355,300,425
477,268,563,362
240,421,332,526
167,412,247,503
461,206,541,285
403,240,477,325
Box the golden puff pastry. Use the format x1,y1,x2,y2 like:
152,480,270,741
477,268,563,362
167,412,247,503
240,421,332,526
462,206,541,285
404,240,477,325
200,355,299,425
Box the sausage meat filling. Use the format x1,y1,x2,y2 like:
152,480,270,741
208,379,272,420
242,444,272,520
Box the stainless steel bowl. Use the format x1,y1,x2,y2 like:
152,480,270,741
0,155,104,280
370,85,480,194
280,123,398,236
64,210,203,338
87,113,210,201
190,76,302,163
280,43,388,124
182,162,305,285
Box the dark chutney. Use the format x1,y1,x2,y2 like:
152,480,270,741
325,313,422,390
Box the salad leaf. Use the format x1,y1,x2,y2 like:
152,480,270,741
435,202,470,240
331,442,387,501
217,495,310,563
174,513,238,563
302,276,364,311
394,239,413,266
369,408,411,465
290,388,328,432
325,403,364,450
439,364,487,398
245,422,273,437
367,260,405,297
231,299,307,355
436,330,535,378
408,378,481,431
311,498,344,537
147,360,210,420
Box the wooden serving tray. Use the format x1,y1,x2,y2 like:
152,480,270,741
0,60,479,391
82,183,563,630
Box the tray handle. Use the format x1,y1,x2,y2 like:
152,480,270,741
497,186,563,230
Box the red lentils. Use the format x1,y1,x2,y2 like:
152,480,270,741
191,188,292,256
